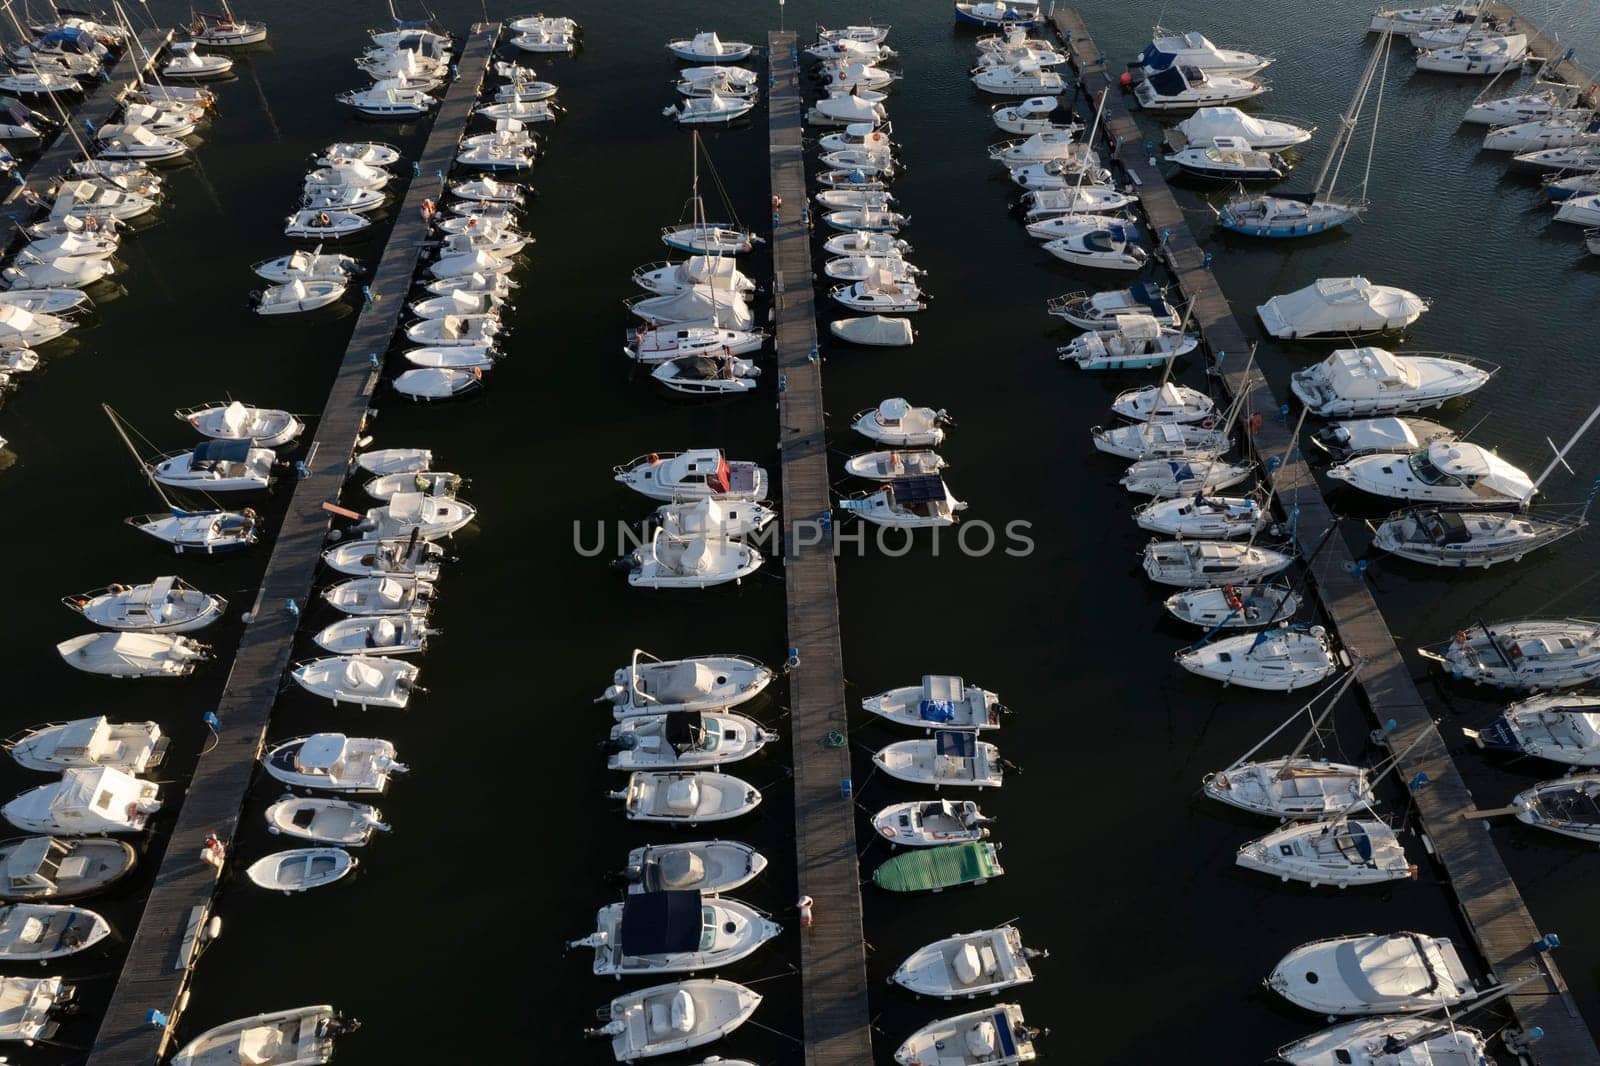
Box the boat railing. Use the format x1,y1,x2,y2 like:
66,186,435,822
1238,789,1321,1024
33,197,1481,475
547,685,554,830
0,723,65,750
613,452,682,475
1044,290,1089,315
1397,351,1502,376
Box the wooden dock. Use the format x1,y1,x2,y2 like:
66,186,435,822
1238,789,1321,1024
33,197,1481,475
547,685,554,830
767,30,875,1066
1486,2,1597,90
84,23,499,1065
1053,10,1599,1063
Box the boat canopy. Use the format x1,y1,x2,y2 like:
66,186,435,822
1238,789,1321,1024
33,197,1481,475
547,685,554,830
935,730,977,758
890,475,947,506
1422,442,1535,501
618,889,703,955
1112,313,1163,340
190,439,252,467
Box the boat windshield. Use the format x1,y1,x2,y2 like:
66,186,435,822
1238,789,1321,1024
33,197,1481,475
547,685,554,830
1406,451,1460,486
699,906,717,949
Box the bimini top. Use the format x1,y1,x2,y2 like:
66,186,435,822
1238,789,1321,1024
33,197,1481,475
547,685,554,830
190,439,252,467
888,475,947,505
935,730,978,759
618,889,703,956
1144,63,1208,95
1420,442,1535,503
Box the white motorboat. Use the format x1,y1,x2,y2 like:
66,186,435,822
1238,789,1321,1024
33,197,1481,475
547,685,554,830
355,447,432,476
128,509,259,554
509,14,581,34
845,449,945,481
2,256,114,290
1169,136,1292,181
290,656,419,710
1326,441,1535,506
315,141,400,167
1259,277,1428,339
247,849,356,894
252,248,359,285
1110,382,1214,424
430,249,513,279
364,470,461,500
1130,30,1274,79
1018,185,1139,217
1121,458,1252,498
510,26,576,53
307,162,390,189
1467,693,1600,766
1135,494,1268,538
823,206,908,232
808,38,896,62
589,979,761,1062
814,187,896,211
358,491,477,540
445,200,522,224
661,222,760,256
612,771,762,824
151,440,275,492
1048,284,1180,329
818,123,895,153
0,304,69,345
1291,348,1492,416
605,711,777,770
0,837,136,900
823,230,910,257
1419,619,1600,691
65,576,223,633
410,290,505,320
266,797,388,847
495,78,560,103
621,530,762,589
1164,583,1300,629
954,0,1042,29
4,766,161,835
404,313,500,347
893,926,1040,999
337,82,436,117
1205,757,1373,820
817,159,895,184
1177,626,1340,691
972,61,1063,96
56,631,208,678
627,325,767,363
95,122,186,161
312,614,431,657
894,1004,1039,1065
989,129,1088,166
170,1007,356,1066
831,274,925,313
264,734,407,793
302,185,385,215
573,892,781,977
633,256,755,295
1267,933,1477,1015
1416,33,1526,74
666,32,754,63
651,353,759,396
1309,416,1454,462
864,675,1005,732
1512,144,1600,172
1143,539,1294,586
1513,774,1600,843
1041,220,1147,270
1277,1016,1489,1066
628,286,752,330
614,450,768,502
821,61,899,91
48,179,157,221
1239,819,1412,888
284,209,370,240
853,397,949,446
475,98,560,123
991,95,1076,134
838,478,965,527
1009,154,1111,189
1136,63,1267,111
163,40,233,79
321,575,434,617
622,841,767,896
1170,106,1313,150
394,365,485,400
1555,192,1600,226
437,226,528,257
874,731,1004,789
602,650,773,718
1484,115,1600,153
0,71,80,95
830,314,916,345
0,975,70,1043
6,716,164,773
1058,315,1198,370
252,279,346,315
120,103,196,138
873,800,992,847
0,288,88,314
322,533,445,581
0,902,110,960
819,24,891,44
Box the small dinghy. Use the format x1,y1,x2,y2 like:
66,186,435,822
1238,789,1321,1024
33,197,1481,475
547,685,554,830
1267,933,1477,1016
874,731,1004,789
874,841,1005,893
1142,539,1295,587
1468,693,1600,766
152,441,275,493
1308,416,1454,462
65,576,224,633
612,771,762,825
1135,63,1267,111
1277,1016,1488,1066
163,40,233,79
178,401,303,448
1041,220,1147,270
840,476,965,528
873,800,993,847
622,841,767,896
1259,278,1429,340
972,61,1064,96
4,766,161,834
651,354,759,396
853,397,949,446
830,314,915,346
252,279,346,315
627,325,767,363
864,675,1004,732
601,650,774,718
1111,382,1214,424
1057,314,1197,369
992,95,1076,134
893,926,1041,998
573,890,781,977
263,734,408,793
171,1006,357,1066
621,531,762,588
1204,758,1373,820
284,209,369,240
666,32,755,62
894,1003,1038,1064
321,575,434,616
1238,820,1412,888
0,902,110,959
247,849,356,894
56,631,208,678
1165,584,1299,629
393,366,484,401
0,837,136,900
605,711,777,770
337,83,436,117
355,447,432,476
322,536,444,580
1291,347,1493,416
1121,458,1252,498
845,449,945,480
266,796,388,846
614,450,769,502
663,92,755,125
313,615,431,657
6,717,165,773
359,490,477,539
290,657,419,710
1134,494,1267,538
589,979,761,1063
1326,441,1535,507
364,470,461,500
129,509,259,554
1177,626,1340,691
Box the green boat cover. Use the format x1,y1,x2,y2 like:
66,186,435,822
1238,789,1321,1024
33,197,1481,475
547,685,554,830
872,842,1000,892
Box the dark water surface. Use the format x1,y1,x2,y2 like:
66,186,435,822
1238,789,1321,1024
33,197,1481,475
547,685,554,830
0,0,1598,1063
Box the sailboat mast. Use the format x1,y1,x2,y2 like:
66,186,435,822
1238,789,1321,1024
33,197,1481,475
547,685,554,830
102,403,175,508
1314,30,1388,199
1531,396,1600,491
1277,670,1359,776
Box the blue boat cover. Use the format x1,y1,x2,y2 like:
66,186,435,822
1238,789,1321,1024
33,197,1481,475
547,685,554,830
918,699,957,722
38,28,96,53
1106,222,1141,243
618,889,702,955
995,1013,1019,1056
1168,460,1196,482
935,730,977,758
1130,44,1176,70
190,439,251,464
1474,716,1521,754
1145,65,1188,97
891,475,947,505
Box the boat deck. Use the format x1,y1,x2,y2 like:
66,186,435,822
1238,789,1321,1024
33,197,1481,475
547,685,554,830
1053,9,1599,1064
768,30,876,1066
83,23,500,1065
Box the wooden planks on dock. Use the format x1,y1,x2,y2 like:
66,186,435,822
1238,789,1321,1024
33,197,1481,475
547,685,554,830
84,24,499,1066
1054,10,1599,1064
1486,2,1597,90
767,30,876,1066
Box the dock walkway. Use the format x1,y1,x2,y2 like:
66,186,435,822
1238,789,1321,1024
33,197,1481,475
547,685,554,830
1054,9,1598,1063
1488,1,1597,90
84,23,500,1065
767,30,875,1066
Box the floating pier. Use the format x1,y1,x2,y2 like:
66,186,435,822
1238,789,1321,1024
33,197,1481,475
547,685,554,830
84,23,500,1065
1053,9,1599,1063
1487,1,1598,90
767,30,876,1066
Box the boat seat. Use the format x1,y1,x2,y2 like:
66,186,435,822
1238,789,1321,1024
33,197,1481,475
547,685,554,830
237,1026,286,1065
979,943,1000,974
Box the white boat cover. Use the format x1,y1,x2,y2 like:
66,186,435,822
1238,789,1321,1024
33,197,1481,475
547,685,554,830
1258,277,1427,337
637,288,753,331
1419,442,1536,502
831,315,914,346
1321,348,1417,398
1177,106,1296,145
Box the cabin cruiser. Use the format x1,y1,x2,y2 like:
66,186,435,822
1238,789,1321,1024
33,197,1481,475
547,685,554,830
633,257,755,295
1204,758,1373,819
588,979,760,1062
1143,539,1294,586
894,1004,1039,1065
1042,220,1147,270
844,449,946,480
1169,136,1291,180
991,95,1077,134
1420,619,1600,691
666,32,754,62
863,675,1004,732
1135,494,1269,538
1259,278,1428,339
321,575,433,616
1121,458,1251,498
627,325,766,363
1238,819,1411,888
2,255,115,290
95,122,187,161
65,577,224,633
1019,185,1138,216
605,711,776,770
264,734,407,793
1291,348,1492,416
0,902,110,960
1309,416,1454,462
128,508,259,554
1326,441,1535,506
972,61,1064,96
893,926,1040,999
56,631,208,678
1058,314,1197,370
614,450,768,501
989,130,1090,166
307,162,390,189
1129,30,1274,79
1135,63,1267,111
403,313,501,347
873,800,992,847
1416,33,1526,74
1009,154,1111,189
1467,693,1600,766
1267,933,1477,1015
854,398,950,446
252,279,347,315
874,731,1004,789
48,179,157,221
1170,106,1313,150
1164,584,1300,628
0,837,136,900
337,82,436,117
290,656,419,709
4,766,161,835
1048,284,1180,330
600,650,773,718
612,771,762,824
6,717,165,773
1110,382,1214,424
954,1,1042,29
1177,627,1340,691
313,615,431,657
620,530,761,588
151,440,276,492
621,841,767,896
831,274,925,313
170,1007,357,1066
573,890,781,977
1277,1016,1488,1066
